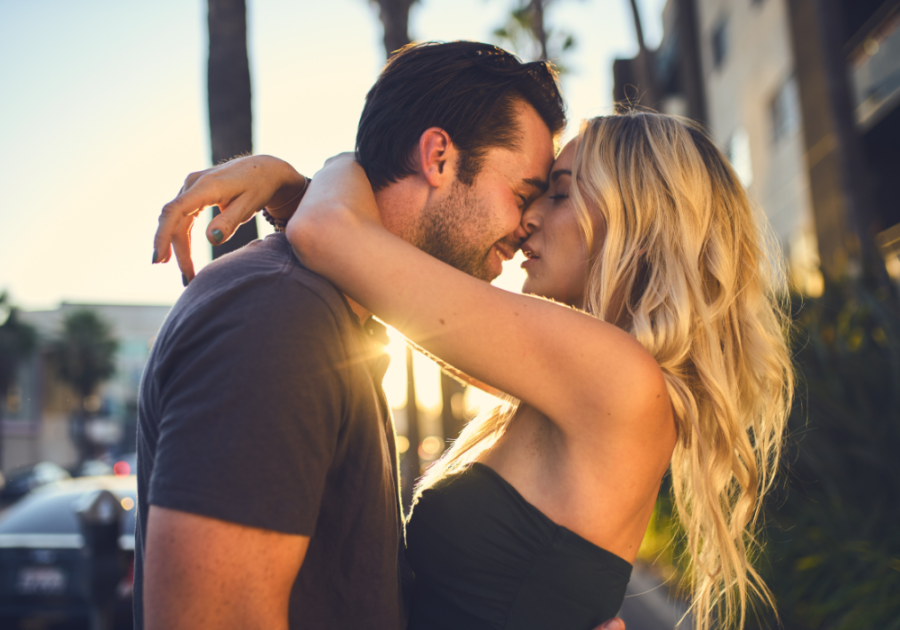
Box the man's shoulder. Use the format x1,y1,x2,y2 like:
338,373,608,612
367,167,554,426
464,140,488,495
182,235,352,322
154,235,358,358
206,234,345,305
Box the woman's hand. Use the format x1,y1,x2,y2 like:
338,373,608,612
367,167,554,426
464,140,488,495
153,155,309,282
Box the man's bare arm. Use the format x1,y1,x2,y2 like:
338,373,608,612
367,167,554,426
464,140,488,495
143,505,309,630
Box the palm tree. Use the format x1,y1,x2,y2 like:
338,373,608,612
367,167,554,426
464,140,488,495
207,0,257,259
671,0,707,124
50,310,118,463
625,0,657,108
613,0,706,122
0,293,37,470
370,0,418,58
493,0,575,67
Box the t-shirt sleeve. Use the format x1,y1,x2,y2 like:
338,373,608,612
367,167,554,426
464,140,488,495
147,275,348,536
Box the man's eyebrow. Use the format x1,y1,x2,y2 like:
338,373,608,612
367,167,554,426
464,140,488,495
522,177,549,194
550,169,572,182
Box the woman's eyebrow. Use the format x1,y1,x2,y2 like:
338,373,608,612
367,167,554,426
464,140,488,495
551,169,572,182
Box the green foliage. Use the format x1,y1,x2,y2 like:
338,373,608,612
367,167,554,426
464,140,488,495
492,0,577,71
759,281,900,629
640,280,900,628
0,292,37,399
50,310,118,401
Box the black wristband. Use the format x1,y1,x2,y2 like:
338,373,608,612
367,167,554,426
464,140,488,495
261,177,311,233
261,208,288,232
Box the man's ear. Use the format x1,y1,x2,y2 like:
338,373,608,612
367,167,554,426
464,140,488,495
418,127,458,188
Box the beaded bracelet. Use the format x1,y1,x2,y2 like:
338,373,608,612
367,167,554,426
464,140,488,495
261,208,288,232
261,177,311,233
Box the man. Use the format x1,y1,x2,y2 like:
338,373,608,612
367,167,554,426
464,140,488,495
142,41,625,629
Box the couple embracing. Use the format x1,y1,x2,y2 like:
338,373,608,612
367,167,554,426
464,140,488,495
137,41,792,630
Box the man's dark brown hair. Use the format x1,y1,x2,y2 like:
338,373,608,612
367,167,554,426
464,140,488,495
356,41,567,190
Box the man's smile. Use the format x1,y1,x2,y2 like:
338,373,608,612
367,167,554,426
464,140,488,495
494,243,515,262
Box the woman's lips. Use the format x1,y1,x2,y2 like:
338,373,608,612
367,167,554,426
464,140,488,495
521,248,540,269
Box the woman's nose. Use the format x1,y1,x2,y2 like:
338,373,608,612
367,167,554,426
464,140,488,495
517,202,542,238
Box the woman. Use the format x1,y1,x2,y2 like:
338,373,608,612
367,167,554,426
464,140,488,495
162,112,793,630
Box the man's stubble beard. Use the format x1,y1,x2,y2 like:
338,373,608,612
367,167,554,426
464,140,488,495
412,179,515,282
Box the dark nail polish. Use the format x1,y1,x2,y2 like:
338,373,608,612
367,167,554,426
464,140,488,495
182,274,189,287
152,249,158,264
212,229,223,244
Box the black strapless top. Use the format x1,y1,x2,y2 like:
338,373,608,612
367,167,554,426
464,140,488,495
405,463,632,630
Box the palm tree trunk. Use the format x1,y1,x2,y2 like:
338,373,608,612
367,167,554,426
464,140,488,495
628,0,648,54
529,0,549,61
373,0,415,58
627,0,657,108
672,0,706,124
207,0,257,258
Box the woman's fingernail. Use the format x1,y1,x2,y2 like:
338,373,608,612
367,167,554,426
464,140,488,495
182,274,189,287
152,249,158,264
212,229,224,244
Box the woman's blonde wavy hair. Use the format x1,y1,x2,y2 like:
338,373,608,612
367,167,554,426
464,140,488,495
416,111,794,630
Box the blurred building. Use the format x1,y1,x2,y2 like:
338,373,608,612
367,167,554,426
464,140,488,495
614,0,900,290
0,303,170,472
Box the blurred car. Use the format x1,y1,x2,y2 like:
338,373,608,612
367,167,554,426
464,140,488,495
71,460,113,478
0,475,136,630
0,463,71,504
69,453,137,479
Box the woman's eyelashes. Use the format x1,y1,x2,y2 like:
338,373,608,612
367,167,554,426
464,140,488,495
548,181,570,202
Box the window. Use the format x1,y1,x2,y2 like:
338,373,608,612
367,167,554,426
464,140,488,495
712,18,728,69
770,75,801,143
726,126,753,187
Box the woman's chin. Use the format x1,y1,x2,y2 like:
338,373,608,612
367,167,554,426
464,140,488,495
521,279,549,300
521,281,582,308
521,278,537,296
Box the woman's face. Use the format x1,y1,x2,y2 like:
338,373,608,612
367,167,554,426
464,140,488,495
520,139,605,308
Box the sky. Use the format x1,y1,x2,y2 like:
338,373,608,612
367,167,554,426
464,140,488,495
0,0,665,311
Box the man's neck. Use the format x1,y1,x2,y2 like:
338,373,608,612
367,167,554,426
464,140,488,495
345,295,371,322
373,174,429,242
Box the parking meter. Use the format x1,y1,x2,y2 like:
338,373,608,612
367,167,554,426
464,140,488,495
76,489,124,630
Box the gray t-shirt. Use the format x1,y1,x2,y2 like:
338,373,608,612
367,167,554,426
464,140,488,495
134,234,410,629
